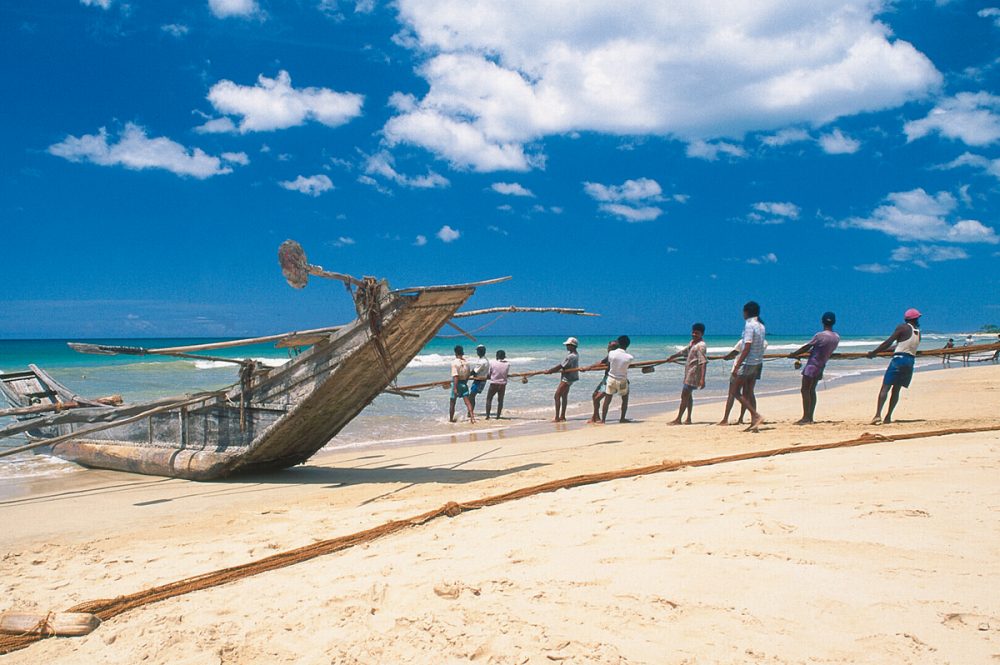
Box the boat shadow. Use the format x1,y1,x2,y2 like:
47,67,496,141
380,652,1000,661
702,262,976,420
233,460,549,488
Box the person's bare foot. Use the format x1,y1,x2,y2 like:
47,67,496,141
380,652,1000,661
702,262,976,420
619,417,631,423
716,420,730,426
744,414,764,432
870,415,882,425
794,418,812,425
684,419,692,425
883,417,893,424
669,418,682,425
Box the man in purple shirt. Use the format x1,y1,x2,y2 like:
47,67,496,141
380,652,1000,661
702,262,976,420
790,311,840,425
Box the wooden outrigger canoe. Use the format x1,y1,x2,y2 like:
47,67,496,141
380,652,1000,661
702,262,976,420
0,240,596,480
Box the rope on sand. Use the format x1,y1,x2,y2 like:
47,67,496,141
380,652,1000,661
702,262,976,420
2,422,999,655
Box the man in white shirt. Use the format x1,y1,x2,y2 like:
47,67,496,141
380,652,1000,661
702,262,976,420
601,335,634,423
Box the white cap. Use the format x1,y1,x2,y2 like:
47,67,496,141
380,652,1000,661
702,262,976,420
562,337,579,347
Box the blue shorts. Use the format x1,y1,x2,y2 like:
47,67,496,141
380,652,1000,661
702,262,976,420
682,383,698,392
883,354,915,388
451,380,470,399
469,380,486,396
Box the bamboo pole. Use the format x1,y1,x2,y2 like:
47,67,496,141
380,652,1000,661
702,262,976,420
0,401,83,418
453,306,599,318
67,326,343,357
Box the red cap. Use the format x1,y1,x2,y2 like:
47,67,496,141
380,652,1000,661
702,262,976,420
904,308,921,320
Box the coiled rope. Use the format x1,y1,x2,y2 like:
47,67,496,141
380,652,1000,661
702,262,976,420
2,422,999,655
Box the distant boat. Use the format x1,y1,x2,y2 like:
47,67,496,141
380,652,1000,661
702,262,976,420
0,240,595,480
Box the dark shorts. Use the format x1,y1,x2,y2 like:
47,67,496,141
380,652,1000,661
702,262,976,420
883,354,915,388
470,379,486,396
451,380,470,399
682,383,699,392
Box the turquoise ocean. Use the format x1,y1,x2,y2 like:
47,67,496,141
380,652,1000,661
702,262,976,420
0,332,971,481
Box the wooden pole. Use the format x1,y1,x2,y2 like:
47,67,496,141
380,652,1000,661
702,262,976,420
453,306,600,318
0,612,100,637
67,326,342,357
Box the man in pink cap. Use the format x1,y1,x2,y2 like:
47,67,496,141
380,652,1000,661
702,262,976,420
866,308,922,424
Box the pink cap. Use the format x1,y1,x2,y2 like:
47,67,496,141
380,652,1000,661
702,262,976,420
904,308,921,320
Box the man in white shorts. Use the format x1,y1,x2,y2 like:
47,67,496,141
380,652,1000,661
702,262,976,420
600,335,634,423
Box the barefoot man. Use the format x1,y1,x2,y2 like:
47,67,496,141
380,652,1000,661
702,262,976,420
587,340,618,423
449,345,475,423
545,337,579,422
790,311,840,425
868,308,921,425
601,335,634,423
724,301,765,431
485,349,510,420
668,323,708,425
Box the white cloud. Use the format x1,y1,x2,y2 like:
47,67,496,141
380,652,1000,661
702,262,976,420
491,182,534,197
760,128,811,147
362,150,449,188
583,177,662,203
203,70,363,133
890,244,968,268
209,0,259,19
979,7,1000,27
414,234,428,246
936,151,1000,180
437,225,460,242
279,174,334,196
747,252,778,265
48,123,232,179
838,188,999,244
752,201,800,219
81,0,112,8
904,92,1000,146
386,1,940,171
383,106,539,171
584,177,663,221
487,224,508,235
333,236,355,247
221,151,249,165
854,263,893,273
818,128,861,154
599,203,662,222
686,140,747,161
161,23,189,37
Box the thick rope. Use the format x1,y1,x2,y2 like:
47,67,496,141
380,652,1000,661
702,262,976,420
2,422,999,655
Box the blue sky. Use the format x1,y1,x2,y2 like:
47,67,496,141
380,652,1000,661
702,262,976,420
2,0,999,338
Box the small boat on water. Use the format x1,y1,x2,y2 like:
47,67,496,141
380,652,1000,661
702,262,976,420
0,240,595,480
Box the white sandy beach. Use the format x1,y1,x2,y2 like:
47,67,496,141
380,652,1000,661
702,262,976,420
2,364,999,664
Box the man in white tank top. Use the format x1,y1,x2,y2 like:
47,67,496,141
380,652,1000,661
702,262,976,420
866,308,921,425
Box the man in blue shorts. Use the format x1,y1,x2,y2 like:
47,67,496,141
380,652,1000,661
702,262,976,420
449,345,475,423
867,308,921,425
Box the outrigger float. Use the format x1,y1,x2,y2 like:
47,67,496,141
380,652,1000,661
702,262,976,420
0,241,597,480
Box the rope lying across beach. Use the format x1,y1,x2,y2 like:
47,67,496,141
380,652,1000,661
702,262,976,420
3,422,1000,655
